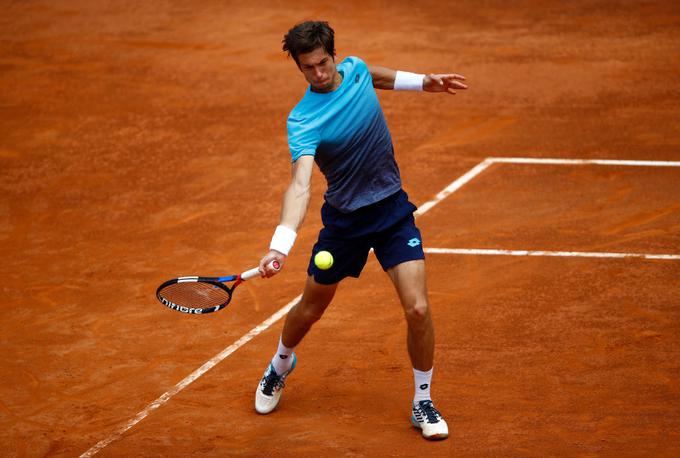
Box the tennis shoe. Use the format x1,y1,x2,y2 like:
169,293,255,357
411,400,449,440
255,353,296,414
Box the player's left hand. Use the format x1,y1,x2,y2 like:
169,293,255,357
423,73,468,95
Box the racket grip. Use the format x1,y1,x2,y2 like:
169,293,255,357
241,260,281,281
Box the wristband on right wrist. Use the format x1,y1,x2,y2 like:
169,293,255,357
269,225,297,256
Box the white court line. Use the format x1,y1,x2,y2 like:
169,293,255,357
82,156,680,455
79,295,300,458
487,157,680,167
414,159,493,216
80,160,491,457
425,247,680,260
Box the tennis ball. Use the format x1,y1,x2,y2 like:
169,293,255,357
314,250,334,270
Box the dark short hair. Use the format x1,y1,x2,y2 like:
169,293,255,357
282,21,335,66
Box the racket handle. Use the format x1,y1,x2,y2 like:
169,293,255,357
241,260,281,281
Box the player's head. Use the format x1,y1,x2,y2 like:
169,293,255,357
283,21,338,93
283,21,335,66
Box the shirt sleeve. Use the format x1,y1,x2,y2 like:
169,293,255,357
287,113,319,162
343,56,368,80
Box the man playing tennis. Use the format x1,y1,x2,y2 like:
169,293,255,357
256,21,467,441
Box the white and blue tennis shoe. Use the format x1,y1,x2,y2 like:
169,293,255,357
411,400,449,440
255,354,297,414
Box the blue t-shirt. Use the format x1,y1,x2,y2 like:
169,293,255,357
287,56,402,213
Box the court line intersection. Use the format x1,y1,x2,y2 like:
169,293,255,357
81,156,680,456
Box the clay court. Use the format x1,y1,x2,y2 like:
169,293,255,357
1,1,679,456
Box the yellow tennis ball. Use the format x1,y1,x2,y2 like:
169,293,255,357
314,250,334,270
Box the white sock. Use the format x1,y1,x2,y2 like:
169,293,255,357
413,367,433,404
271,336,295,375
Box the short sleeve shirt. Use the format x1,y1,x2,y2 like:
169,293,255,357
287,56,402,213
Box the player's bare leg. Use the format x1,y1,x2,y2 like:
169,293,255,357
387,259,448,440
387,259,434,370
255,275,337,414
281,275,338,348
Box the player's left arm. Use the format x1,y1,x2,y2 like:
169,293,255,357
368,65,468,94
257,155,315,278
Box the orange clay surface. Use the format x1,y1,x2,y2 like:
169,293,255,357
1,1,679,456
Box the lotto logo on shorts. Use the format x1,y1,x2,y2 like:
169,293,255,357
407,238,421,247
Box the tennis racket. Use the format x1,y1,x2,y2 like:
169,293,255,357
156,261,280,314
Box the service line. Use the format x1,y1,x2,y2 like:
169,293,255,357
487,157,680,167
425,247,680,260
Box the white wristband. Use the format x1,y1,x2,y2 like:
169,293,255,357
269,225,297,256
394,71,425,91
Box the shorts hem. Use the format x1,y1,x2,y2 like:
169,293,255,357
379,252,425,272
309,270,360,285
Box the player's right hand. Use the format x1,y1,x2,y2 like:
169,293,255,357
259,250,285,278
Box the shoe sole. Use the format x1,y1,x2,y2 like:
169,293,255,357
411,416,449,441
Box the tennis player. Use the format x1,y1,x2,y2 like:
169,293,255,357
256,21,467,441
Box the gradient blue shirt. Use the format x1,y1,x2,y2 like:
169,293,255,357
287,56,401,213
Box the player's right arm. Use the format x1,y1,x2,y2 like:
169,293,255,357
258,155,315,277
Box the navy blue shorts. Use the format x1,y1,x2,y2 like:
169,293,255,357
307,189,424,285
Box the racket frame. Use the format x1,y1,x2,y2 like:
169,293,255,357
156,264,276,314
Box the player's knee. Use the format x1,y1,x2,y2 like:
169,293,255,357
299,300,327,324
403,300,429,323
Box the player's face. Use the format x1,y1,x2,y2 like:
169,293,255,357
297,47,339,93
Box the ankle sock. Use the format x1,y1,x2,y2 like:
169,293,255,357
271,336,295,375
413,367,433,404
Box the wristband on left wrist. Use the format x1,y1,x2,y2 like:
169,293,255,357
394,70,425,91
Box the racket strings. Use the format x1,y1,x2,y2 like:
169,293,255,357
159,282,231,309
